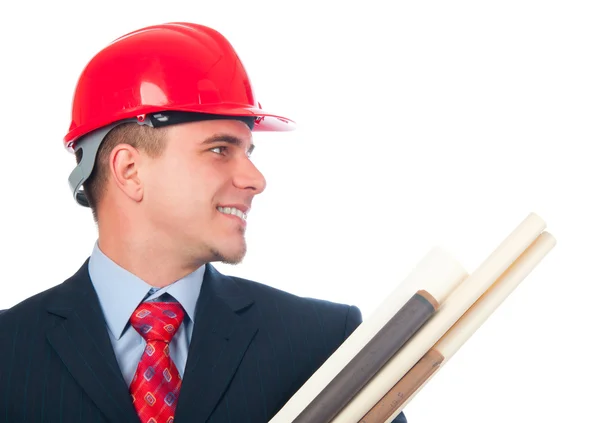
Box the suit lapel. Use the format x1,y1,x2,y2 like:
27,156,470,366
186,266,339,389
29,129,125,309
45,259,140,423
175,263,258,423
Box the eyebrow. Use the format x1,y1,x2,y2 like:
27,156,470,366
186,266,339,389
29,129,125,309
200,134,255,155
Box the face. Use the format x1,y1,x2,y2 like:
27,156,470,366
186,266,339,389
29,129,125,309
140,119,266,265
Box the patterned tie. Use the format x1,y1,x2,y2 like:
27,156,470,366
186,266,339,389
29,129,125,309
129,301,185,423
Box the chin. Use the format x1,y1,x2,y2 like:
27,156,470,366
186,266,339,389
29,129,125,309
210,242,247,265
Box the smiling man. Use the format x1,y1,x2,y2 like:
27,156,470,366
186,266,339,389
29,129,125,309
0,22,407,423
89,116,265,287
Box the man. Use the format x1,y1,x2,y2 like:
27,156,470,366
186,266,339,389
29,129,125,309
0,22,407,423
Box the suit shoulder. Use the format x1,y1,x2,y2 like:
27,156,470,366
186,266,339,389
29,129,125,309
226,274,363,337
0,280,65,325
0,259,89,323
229,274,355,312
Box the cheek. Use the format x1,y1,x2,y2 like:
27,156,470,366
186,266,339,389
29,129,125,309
147,162,218,218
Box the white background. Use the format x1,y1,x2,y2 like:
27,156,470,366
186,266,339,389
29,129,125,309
1,1,598,422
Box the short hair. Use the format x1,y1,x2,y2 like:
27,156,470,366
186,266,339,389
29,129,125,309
75,123,168,223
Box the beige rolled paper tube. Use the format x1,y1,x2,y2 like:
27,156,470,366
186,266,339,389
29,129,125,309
268,247,468,423
361,231,556,423
331,212,547,423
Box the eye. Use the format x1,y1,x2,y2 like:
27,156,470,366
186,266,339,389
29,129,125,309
210,146,227,155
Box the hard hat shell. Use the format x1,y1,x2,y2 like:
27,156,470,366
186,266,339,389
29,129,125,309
64,22,294,151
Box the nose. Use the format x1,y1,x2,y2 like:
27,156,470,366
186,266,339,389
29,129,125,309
233,156,267,194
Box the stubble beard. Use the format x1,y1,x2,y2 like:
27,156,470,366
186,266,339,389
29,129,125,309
210,226,247,265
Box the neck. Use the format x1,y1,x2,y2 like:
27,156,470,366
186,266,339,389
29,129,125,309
96,214,206,288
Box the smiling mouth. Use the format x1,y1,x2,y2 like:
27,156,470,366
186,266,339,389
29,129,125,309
217,206,247,221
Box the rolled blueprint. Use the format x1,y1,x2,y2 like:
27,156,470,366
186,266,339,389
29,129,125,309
294,290,440,423
359,350,444,423
268,247,468,423
378,230,556,423
330,212,547,422
360,348,444,423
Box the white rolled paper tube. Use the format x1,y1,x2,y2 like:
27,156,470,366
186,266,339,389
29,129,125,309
382,230,556,423
332,212,547,422
268,247,468,423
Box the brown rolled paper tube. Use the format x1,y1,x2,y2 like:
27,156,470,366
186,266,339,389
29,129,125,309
358,348,445,423
292,290,440,423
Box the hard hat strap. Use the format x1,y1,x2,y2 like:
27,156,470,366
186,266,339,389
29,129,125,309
146,111,256,130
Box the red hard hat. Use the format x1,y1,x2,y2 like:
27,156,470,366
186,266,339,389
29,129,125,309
64,21,295,151
65,22,295,207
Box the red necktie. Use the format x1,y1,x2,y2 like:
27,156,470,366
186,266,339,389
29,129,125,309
129,302,185,423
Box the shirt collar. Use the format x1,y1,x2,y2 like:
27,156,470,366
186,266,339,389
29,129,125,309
88,241,205,340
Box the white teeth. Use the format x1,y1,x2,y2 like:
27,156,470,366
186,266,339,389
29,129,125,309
217,206,247,221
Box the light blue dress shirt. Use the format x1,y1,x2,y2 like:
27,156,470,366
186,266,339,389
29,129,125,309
88,241,205,386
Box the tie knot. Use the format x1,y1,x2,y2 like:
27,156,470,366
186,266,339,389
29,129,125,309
130,301,185,343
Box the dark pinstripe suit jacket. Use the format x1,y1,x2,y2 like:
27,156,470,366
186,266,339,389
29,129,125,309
0,259,407,423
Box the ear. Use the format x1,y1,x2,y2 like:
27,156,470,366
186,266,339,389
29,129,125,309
108,144,144,203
